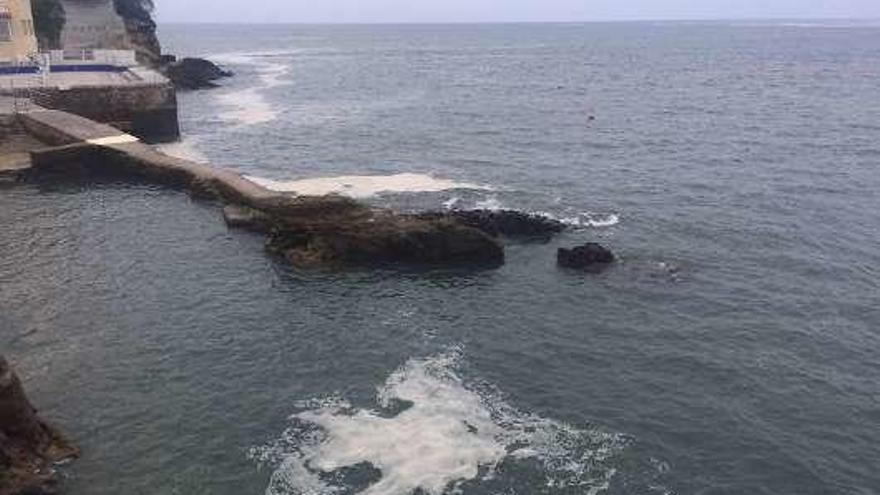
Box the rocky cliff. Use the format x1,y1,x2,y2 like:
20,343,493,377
0,356,77,495
33,0,163,66
112,0,162,66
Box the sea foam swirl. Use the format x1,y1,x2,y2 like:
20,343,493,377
250,351,625,495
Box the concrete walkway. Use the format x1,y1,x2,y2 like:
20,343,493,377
19,108,297,213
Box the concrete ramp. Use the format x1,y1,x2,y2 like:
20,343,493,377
21,108,295,213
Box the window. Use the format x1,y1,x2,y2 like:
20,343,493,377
0,20,11,43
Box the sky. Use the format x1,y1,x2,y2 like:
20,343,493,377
154,0,880,24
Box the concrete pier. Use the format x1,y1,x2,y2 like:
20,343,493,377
0,67,179,143
18,108,314,214
5,106,505,268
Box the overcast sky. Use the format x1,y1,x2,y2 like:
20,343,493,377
154,0,880,24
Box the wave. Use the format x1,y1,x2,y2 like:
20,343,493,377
470,196,621,228
210,51,296,127
555,212,621,228
245,173,493,198
250,350,625,495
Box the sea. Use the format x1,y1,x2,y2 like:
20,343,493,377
2,21,879,495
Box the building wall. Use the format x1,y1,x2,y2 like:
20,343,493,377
59,0,131,52
0,0,39,62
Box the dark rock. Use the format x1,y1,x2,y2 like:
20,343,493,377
557,243,615,270
164,58,233,90
0,356,77,495
222,205,272,233
263,197,504,268
417,209,566,238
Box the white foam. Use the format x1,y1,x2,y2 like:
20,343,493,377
468,196,620,229
554,212,621,229
210,51,294,127
245,173,492,199
474,195,503,211
251,351,624,495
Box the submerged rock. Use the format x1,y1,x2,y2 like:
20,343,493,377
417,209,566,238
0,356,78,495
164,58,233,90
557,243,615,270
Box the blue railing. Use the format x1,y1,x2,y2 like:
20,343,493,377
0,64,128,75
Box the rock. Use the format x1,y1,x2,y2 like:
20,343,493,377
262,197,504,268
222,205,272,233
557,243,615,270
416,209,566,238
164,58,233,90
0,356,77,495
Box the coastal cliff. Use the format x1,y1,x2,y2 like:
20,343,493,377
0,356,78,495
112,0,162,66
32,0,162,66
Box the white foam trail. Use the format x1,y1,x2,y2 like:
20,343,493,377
474,195,503,211
245,173,492,199
251,351,624,495
550,212,620,229
210,51,294,126
156,139,209,164
470,196,620,229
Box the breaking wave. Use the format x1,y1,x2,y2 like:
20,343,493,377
469,196,621,228
250,351,626,495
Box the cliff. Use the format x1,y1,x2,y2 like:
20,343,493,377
112,0,162,67
0,356,78,495
32,0,163,66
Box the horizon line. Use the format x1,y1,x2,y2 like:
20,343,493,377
154,16,880,26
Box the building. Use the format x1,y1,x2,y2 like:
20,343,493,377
59,0,131,52
0,0,179,143
0,0,38,63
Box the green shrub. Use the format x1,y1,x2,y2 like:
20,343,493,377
32,0,65,49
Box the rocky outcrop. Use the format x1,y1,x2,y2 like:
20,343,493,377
164,58,234,90
0,357,78,495
257,196,505,268
417,209,566,238
222,204,271,232
557,243,615,270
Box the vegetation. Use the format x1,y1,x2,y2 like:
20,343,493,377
31,0,65,50
113,0,155,26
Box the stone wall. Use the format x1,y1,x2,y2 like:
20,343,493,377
25,82,179,142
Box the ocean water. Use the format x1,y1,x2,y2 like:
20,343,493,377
2,22,880,495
